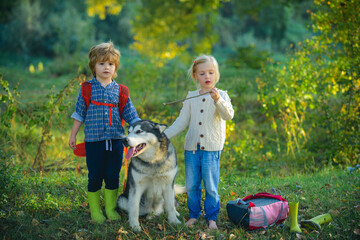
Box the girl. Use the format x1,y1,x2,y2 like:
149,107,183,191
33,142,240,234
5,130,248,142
164,55,234,230
69,42,141,223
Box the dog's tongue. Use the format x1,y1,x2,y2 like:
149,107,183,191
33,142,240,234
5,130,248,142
125,147,135,159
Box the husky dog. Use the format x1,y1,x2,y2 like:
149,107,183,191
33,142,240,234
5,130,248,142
117,120,183,231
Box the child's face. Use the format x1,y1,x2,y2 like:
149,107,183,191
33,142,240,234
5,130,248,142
195,62,217,91
95,60,116,82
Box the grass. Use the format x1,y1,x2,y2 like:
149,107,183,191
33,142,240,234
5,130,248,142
0,64,77,104
0,164,359,240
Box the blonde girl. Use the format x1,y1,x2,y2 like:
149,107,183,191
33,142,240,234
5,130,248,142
164,55,234,230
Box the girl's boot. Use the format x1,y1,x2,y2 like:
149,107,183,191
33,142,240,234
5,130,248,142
88,190,106,223
289,202,302,233
104,188,121,220
301,213,332,231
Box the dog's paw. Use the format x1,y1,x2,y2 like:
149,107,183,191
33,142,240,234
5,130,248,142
154,209,163,217
130,223,141,232
169,217,181,225
175,210,180,217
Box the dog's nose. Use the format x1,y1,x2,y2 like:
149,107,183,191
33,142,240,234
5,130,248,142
122,138,129,147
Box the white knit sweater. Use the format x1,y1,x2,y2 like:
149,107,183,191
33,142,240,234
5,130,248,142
164,89,234,151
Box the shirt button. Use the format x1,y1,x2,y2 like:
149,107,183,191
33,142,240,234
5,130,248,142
200,134,204,138
201,146,205,150
200,109,204,113
202,98,206,102
199,122,202,125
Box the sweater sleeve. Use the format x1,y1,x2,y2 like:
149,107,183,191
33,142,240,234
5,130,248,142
214,90,234,121
164,94,191,139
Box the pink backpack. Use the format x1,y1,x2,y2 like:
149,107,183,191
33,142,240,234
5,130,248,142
226,189,289,230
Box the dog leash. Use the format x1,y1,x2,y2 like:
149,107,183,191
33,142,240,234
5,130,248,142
163,91,211,105
123,148,129,192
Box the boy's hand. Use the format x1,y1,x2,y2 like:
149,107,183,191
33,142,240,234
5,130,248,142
210,87,220,103
69,119,82,149
69,137,77,150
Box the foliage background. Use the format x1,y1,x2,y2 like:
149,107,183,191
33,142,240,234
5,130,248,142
0,0,318,171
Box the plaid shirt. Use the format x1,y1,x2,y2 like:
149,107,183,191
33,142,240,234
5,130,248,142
71,77,140,142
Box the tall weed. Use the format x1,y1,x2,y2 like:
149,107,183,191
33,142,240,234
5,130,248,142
0,72,85,170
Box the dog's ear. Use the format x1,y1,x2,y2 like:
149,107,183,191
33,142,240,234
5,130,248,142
156,123,167,133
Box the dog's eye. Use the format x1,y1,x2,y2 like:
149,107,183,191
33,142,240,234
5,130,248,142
136,130,143,134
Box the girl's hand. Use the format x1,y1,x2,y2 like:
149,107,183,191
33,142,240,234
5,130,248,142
210,87,220,103
69,136,77,150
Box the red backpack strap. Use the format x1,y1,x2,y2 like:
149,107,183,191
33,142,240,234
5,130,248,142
118,84,129,121
81,82,92,110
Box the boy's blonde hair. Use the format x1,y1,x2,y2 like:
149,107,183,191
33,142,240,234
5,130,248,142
88,41,121,79
188,55,220,87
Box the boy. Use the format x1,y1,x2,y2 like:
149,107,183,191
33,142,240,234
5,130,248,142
69,42,140,223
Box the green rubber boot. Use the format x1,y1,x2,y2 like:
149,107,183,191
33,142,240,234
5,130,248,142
104,188,121,220
88,190,106,223
289,202,302,233
301,213,332,231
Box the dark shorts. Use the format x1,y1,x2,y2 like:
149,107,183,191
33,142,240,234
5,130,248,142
85,139,123,192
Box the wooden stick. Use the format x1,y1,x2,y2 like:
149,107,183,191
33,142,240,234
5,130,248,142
163,91,211,105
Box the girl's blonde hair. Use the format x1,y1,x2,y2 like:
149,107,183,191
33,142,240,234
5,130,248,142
88,41,121,79
187,55,220,87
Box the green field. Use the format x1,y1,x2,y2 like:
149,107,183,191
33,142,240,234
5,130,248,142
1,162,359,239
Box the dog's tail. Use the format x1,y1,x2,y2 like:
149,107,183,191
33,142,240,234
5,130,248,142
117,195,128,211
174,184,186,195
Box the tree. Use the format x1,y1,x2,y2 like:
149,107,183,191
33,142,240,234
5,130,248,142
129,0,222,66
258,0,360,166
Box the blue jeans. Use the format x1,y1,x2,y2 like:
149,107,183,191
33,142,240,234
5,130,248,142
184,145,221,221
85,139,123,192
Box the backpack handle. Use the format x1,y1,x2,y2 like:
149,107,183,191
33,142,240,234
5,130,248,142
236,198,248,205
271,188,282,195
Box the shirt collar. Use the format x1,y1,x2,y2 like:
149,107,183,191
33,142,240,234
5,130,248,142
90,77,116,88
